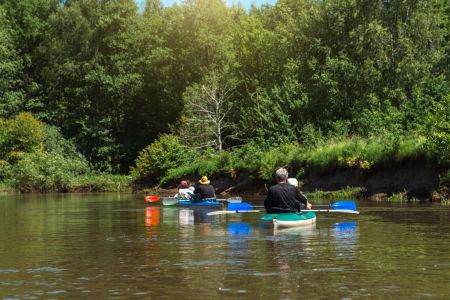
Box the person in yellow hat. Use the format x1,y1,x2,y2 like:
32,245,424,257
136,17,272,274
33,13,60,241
193,176,216,202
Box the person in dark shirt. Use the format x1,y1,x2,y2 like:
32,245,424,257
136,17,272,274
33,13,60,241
264,168,311,213
193,176,216,201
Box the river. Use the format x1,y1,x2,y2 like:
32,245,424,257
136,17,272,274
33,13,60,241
1,193,449,299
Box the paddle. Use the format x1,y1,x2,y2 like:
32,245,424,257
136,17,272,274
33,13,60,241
227,201,356,211
208,208,360,216
208,201,359,216
313,201,356,211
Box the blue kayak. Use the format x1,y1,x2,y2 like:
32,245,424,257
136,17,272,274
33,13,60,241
162,197,221,207
177,200,221,207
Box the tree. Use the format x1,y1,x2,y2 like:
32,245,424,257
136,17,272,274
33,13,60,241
0,6,23,116
181,71,238,151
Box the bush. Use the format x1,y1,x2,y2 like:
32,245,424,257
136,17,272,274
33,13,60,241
304,134,427,172
131,134,194,179
426,95,450,166
43,125,87,161
69,174,131,192
439,170,450,187
0,112,45,162
258,143,300,180
5,151,90,192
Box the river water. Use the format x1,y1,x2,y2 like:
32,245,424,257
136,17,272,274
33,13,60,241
1,193,449,299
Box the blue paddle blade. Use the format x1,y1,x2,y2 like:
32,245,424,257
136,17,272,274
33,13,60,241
228,202,254,211
330,201,357,211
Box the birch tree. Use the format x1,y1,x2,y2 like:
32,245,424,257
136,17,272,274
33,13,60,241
181,72,237,151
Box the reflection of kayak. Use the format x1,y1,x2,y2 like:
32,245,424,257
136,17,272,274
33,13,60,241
260,211,316,228
163,196,240,207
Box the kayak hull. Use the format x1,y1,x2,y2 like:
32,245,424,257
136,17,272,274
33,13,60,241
260,212,316,228
177,200,221,207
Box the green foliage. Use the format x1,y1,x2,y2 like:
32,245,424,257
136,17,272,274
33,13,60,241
69,174,131,192
304,134,427,172
439,170,450,187
306,187,366,201
132,134,194,180
5,151,89,192
0,0,448,175
426,93,450,166
387,191,408,202
244,70,309,147
0,6,24,116
0,112,45,162
0,112,107,193
160,134,430,186
43,125,88,162
258,143,300,180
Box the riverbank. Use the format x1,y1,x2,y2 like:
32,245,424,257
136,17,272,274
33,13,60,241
0,174,132,194
135,135,449,202
152,164,449,203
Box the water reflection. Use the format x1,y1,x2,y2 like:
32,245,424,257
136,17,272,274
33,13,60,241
178,208,214,225
178,208,194,225
227,222,252,236
272,222,316,237
144,207,160,226
332,221,358,258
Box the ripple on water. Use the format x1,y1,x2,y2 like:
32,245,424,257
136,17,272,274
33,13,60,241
0,269,19,274
218,287,248,294
46,290,66,295
313,267,344,272
26,267,65,273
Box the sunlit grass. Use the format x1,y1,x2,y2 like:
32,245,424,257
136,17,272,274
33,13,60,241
306,186,365,200
387,191,408,202
69,174,132,192
156,134,431,189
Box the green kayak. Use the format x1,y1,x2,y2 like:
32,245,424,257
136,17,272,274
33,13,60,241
260,211,316,228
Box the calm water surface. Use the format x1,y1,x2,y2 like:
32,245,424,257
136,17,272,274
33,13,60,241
1,193,450,299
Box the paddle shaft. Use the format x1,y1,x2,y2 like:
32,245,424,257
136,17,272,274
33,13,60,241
208,209,360,216
162,196,228,201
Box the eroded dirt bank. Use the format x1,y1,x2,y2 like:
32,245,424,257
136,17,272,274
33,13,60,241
153,159,447,201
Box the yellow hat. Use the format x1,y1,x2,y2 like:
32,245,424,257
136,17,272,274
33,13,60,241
199,176,210,184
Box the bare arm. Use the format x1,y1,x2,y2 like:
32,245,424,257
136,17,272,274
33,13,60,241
296,189,312,209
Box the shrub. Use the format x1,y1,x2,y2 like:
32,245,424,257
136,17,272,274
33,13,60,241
5,151,90,192
258,143,300,180
440,170,450,187
69,174,131,192
131,134,194,179
0,112,45,162
43,125,87,161
426,96,450,166
160,149,234,184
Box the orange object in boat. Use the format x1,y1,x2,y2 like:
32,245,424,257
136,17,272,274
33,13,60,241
144,195,159,202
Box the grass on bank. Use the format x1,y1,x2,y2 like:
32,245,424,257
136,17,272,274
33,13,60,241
157,134,429,185
1,174,132,193
68,174,132,192
306,186,366,200
0,182,15,194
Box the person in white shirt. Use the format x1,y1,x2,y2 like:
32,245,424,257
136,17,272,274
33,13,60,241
175,180,195,199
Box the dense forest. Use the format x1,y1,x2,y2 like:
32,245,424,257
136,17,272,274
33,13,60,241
0,0,449,196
